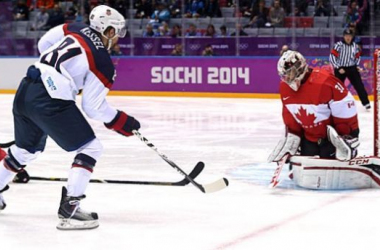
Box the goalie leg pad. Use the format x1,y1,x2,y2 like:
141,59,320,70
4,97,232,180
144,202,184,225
268,132,300,162
290,156,380,190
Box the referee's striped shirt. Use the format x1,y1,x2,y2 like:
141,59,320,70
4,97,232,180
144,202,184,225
329,41,361,69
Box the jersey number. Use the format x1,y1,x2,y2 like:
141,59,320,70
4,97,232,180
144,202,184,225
334,82,345,93
40,37,82,73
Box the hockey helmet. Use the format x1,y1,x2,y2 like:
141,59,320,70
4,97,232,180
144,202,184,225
277,50,308,91
89,5,127,39
343,28,354,36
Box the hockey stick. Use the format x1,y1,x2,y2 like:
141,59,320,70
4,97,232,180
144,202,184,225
0,141,15,148
132,130,229,193
28,161,205,186
269,154,290,188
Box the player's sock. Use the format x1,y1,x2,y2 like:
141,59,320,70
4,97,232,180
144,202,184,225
0,167,14,211
0,153,24,212
56,186,99,230
67,167,92,197
0,151,15,211
0,148,6,162
0,156,18,191
67,153,95,197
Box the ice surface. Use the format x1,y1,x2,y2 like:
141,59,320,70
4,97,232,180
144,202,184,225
0,94,377,250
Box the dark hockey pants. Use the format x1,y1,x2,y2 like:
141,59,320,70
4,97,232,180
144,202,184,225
334,66,370,107
300,137,336,159
13,66,95,153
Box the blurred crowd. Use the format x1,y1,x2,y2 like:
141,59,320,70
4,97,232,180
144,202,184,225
12,0,377,37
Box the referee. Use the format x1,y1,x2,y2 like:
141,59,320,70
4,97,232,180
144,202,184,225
329,28,370,110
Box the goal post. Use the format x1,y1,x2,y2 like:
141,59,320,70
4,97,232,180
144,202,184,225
374,49,380,156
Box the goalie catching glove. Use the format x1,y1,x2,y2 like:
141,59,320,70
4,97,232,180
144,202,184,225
327,125,359,161
268,129,301,162
105,111,141,137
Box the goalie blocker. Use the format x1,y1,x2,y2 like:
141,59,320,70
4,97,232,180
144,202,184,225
267,130,300,163
290,156,380,189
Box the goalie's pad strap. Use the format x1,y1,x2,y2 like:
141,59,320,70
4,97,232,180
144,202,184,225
268,132,300,162
290,156,380,189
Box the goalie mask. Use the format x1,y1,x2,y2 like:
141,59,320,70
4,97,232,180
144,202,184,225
89,5,127,41
277,50,308,91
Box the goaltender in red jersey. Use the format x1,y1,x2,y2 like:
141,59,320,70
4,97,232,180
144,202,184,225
268,50,380,190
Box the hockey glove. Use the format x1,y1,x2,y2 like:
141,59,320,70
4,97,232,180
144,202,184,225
13,169,30,183
268,131,301,162
327,125,360,161
334,135,359,161
105,111,141,137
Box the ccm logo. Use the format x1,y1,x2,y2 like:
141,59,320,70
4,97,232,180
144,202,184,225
349,158,370,165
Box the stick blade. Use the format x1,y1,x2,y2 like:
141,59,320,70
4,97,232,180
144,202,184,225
173,162,205,186
202,178,229,193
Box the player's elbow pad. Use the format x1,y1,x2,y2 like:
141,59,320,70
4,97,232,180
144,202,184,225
104,111,141,137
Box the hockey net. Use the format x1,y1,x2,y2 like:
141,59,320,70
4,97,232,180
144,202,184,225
375,49,380,156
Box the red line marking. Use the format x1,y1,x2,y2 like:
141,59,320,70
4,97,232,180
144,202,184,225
213,193,352,249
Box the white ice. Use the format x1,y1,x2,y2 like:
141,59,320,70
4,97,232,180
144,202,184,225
0,94,378,250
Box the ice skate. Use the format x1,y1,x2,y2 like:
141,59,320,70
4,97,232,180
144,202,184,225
0,185,9,211
56,187,99,230
365,103,371,112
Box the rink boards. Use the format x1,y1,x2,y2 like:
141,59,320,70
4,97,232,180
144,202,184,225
0,56,374,99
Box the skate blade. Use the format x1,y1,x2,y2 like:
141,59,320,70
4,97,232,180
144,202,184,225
56,218,99,230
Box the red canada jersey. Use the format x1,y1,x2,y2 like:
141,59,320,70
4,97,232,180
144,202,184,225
280,68,359,142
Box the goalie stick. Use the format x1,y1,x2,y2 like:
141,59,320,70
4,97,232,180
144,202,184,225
132,130,229,193
269,154,290,188
28,161,204,186
0,141,15,148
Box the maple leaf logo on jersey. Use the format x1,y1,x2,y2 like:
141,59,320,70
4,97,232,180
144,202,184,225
295,106,317,126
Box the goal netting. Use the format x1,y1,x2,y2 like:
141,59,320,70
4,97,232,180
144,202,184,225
374,49,380,156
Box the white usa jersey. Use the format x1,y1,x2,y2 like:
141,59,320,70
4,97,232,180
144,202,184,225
35,23,117,123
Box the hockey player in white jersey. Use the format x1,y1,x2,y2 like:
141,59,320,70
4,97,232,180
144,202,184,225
0,5,140,230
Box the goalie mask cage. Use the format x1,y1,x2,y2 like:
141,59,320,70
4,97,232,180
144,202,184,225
375,49,380,156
